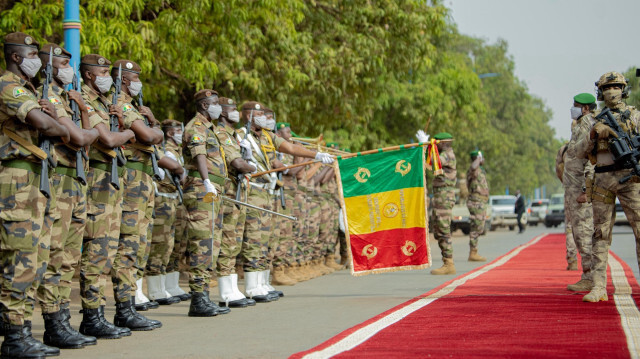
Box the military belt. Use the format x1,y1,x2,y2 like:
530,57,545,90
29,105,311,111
2,159,42,173
595,164,625,173
125,161,154,177
188,170,226,186
89,161,125,177
54,165,77,178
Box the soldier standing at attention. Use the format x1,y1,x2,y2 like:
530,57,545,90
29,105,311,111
428,132,457,275
576,72,640,303
36,43,100,349
556,143,579,270
0,32,70,358
466,150,489,262
563,93,596,292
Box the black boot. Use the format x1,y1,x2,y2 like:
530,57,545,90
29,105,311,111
188,292,219,317
113,301,159,331
245,298,257,306
130,298,162,328
60,309,97,346
268,291,283,299
98,306,131,337
146,300,160,309
79,308,122,339
176,293,191,301
42,311,86,349
133,301,149,311
1,323,50,359
203,291,230,315
155,297,180,305
23,321,60,357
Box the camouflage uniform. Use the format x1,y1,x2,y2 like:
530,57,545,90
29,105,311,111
168,199,188,273
305,176,321,260
556,145,578,266
183,112,226,292
274,152,297,268
0,70,51,325
36,82,88,314
466,161,489,250
294,171,310,264
80,83,123,309
432,146,457,259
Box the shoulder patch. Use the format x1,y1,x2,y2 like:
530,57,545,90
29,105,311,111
191,135,204,144
48,97,61,105
225,138,233,145
13,87,27,98
194,121,202,126
123,103,133,112
86,104,95,113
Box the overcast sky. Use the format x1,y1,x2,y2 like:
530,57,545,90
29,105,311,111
447,0,640,140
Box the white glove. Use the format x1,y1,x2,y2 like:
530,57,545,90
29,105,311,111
203,178,217,196
416,130,429,143
478,151,483,161
239,139,253,158
247,160,258,174
338,208,345,233
315,151,334,164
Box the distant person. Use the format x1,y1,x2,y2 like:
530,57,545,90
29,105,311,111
514,190,525,233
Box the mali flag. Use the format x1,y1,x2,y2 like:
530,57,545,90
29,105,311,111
337,145,430,276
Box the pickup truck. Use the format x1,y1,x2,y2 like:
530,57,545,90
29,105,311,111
544,193,564,227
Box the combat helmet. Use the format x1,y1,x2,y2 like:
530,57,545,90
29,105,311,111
595,71,629,100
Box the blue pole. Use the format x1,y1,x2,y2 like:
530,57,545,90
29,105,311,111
63,0,81,73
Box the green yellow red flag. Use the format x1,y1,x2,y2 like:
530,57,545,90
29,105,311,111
336,145,431,276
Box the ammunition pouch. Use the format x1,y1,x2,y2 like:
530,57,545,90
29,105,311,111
591,185,615,204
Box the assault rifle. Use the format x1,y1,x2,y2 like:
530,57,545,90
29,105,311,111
70,65,88,185
109,65,126,189
39,48,56,198
236,108,254,202
596,107,640,184
274,117,286,210
136,88,162,180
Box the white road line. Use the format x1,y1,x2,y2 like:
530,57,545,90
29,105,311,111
609,253,640,359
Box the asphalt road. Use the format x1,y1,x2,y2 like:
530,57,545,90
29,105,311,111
31,223,638,359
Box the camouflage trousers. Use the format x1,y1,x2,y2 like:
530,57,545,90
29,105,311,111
167,203,188,273
111,168,154,303
318,194,338,256
183,176,222,292
267,195,281,267
0,167,51,325
216,182,246,277
293,185,309,264
306,190,321,259
432,186,455,259
564,218,576,263
37,172,86,314
272,187,296,268
565,187,593,280
467,199,486,249
147,194,179,276
325,197,340,255
80,167,122,309
241,185,272,272
591,169,640,290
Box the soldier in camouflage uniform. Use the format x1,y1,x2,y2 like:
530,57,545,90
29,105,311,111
36,43,100,349
466,150,489,262
0,32,71,358
429,132,457,275
182,89,230,316
575,72,640,303
214,97,257,307
556,144,579,270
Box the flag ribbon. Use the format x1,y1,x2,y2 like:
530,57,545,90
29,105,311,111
426,139,443,175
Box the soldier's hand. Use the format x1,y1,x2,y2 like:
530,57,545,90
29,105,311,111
416,130,429,143
315,151,334,164
109,104,123,120
591,123,618,139
67,90,87,111
138,106,157,125
39,99,58,120
203,179,217,195
172,166,184,177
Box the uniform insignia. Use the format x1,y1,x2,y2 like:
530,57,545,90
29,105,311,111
205,91,212,97
123,104,133,112
225,138,233,145
87,105,95,113
229,99,234,104
126,62,133,69
98,57,105,65
194,121,202,126
24,36,32,45
53,47,62,56
13,87,26,98
255,104,261,110
191,135,203,144
48,97,61,105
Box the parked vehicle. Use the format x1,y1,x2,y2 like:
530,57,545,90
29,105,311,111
544,193,564,227
489,195,524,231
451,200,492,235
527,199,549,226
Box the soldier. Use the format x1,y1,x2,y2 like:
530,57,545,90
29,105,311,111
575,72,640,302
35,43,100,349
182,89,230,316
556,143,578,270
428,132,457,275
0,32,71,358
466,150,489,262
214,96,258,307
78,53,135,340
146,120,187,305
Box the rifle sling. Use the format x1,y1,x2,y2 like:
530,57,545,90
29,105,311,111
2,127,48,160
92,142,117,158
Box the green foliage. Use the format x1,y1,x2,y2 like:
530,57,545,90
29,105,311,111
0,0,560,196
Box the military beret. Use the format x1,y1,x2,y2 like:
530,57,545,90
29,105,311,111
81,54,111,68
112,59,141,74
4,32,39,49
194,89,219,102
470,150,480,158
326,142,339,148
39,43,71,58
263,107,274,114
219,97,236,107
434,132,453,140
276,122,290,130
161,119,182,129
241,101,263,111
290,130,299,137
574,93,596,105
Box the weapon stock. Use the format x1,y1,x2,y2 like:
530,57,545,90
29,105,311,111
70,64,87,185
137,88,163,181
109,65,123,190
596,107,640,184
39,48,54,198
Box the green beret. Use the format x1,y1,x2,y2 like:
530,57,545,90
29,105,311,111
470,150,480,158
290,130,299,137
434,132,453,140
276,122,290,130
574,93,596,105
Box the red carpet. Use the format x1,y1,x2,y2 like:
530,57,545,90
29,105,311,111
291,234,640,358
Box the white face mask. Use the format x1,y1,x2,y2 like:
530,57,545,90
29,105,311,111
570,106,582,120
56,66,75,85
254,115,268,129
207,104,222,120
19,57,42,79
171,133,183,145
265,118,276,130
95,75,113,94
227,110,240,123
128,80,143,96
